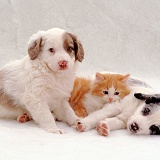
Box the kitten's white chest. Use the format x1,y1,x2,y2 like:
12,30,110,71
83,93,106,114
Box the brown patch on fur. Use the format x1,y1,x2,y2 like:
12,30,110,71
91,73,130,98
28,37,42,60
63,33,75,55
0,70,23,110
69,77,90,117
63,32,84,62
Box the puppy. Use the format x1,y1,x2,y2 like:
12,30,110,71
127,93,160,135
0,28,84,133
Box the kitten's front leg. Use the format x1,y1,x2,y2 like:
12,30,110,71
96,117,126,136
75,102,122,132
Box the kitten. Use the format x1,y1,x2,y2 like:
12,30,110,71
69,72,131,118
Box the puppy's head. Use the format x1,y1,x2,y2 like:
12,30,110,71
28,28,84,72
127,93,160,135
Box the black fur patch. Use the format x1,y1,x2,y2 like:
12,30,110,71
134,93,160,104
150,125,160,135
134,93,146,100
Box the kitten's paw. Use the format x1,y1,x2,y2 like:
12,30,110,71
17,113,31,123
76,121,86,132
75,119,92,132
96,121,110,136
75,120,87,132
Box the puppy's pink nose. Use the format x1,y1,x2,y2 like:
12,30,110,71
58,60,68,69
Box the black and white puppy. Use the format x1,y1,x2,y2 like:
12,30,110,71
127,93,160,135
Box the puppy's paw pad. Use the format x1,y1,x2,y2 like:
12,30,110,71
17,113,31,123
96,121,110,136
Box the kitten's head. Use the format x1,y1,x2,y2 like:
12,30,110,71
90,73,131,103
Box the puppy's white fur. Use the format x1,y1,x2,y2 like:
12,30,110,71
0,28,84,133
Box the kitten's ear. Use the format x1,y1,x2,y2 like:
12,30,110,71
95,72,104,81
119,74,130,82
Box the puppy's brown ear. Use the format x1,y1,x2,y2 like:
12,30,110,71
70,34,84,62
28,31,44,60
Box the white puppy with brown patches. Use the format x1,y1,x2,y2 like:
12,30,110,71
0,28,84,134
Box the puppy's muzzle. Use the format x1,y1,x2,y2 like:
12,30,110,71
130,122,139,133
58,60,68,70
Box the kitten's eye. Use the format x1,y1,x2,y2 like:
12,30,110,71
49,48,55,53
114,92,119,95
103,91,108,95
67,46,73,53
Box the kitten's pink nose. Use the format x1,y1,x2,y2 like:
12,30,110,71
58,60,68,70
109,98,113,102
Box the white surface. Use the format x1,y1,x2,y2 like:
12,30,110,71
0,119,160,160
0,0,160,160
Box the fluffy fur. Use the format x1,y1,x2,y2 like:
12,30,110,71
0,28,84,133
75,79,158,136
69,73,130,117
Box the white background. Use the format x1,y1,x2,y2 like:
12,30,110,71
0,0,160,160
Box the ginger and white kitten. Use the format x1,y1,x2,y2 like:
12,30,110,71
69,72,131,117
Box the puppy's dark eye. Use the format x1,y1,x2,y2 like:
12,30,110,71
67,47,73,53
49,48,55,53
142,107,150,116
103,91,108,95
114,92,119,95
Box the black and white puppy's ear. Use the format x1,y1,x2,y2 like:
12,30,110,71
134,93,147,100
69,33,84,62
134,93,160,104
28,31,45,60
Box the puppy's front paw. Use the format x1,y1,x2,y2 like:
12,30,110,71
53,128,64,134
96,121,110,136
45,127,64,134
